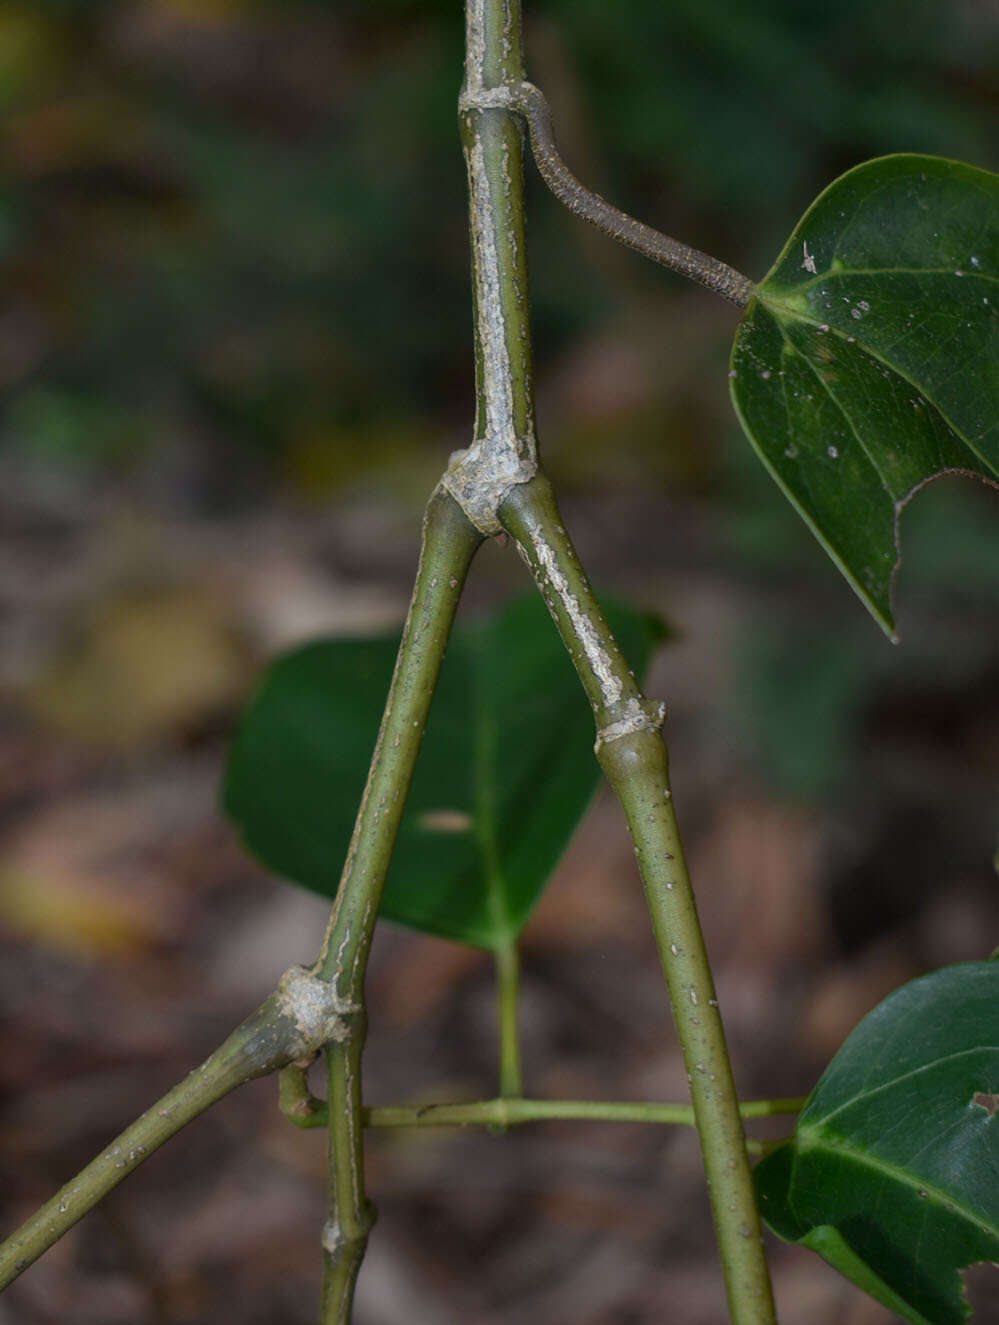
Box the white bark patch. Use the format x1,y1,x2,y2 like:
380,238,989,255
463,0,487,93
277,965,357,1057
469,135,513,442
443,133,536,532
458,85,517,113
528,523,622,707
322,1219,346,1255
444,436,535,535
595,697,666,749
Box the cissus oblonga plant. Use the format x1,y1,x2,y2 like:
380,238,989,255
3,3,998,1323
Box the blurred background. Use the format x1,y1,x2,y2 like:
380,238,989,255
1,1,998,1322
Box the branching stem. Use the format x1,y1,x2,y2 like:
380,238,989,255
0,970,349,1291
452,5,775,1317
462,80,755,308
3,9,770,1325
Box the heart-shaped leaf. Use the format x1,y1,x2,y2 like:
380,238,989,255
223,591,664,949
731,154,999,637
755,961,999,1323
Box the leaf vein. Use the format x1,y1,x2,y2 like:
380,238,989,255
796,1131,998,1240
810,1044,999,1128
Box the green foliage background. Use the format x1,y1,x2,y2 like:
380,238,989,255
4,1,997,480
3,0,999,800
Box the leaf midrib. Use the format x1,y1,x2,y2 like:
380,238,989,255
760,297,998,476
777,318,970,517
774,319,899,510
796,1125,999,1239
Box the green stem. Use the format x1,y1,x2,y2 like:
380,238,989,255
314,487,482,995
0,983,328,1290
315,4,528,1311
320,1031,374,1325
495,940,524,1097
281,1092,804,1135
471,625,524,1099
500,474,777,1325
600,739,776,1318
313,485,482,1324
442,0,538,536
449,2,772,1318
279,1058,325,1127
364,1096,803,1130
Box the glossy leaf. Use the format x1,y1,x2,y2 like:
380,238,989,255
731,154,999,637
223,592,664,949
755,962,999,1323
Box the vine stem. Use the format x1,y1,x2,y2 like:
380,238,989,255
0,968,357,1291
450,4,775,1318
0,492,480,1315
454,74,755,307
3,7,766,1318
279,1086,804,1135
366,1097,801,1135
501,477,776,1321
312,485,482,1324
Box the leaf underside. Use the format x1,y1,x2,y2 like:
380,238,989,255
223,591,664,950
731,154,999,637
755,962,999,1323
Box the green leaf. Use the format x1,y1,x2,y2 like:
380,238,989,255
731,154,999,637
223,591,664,949
755,962,999,1323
